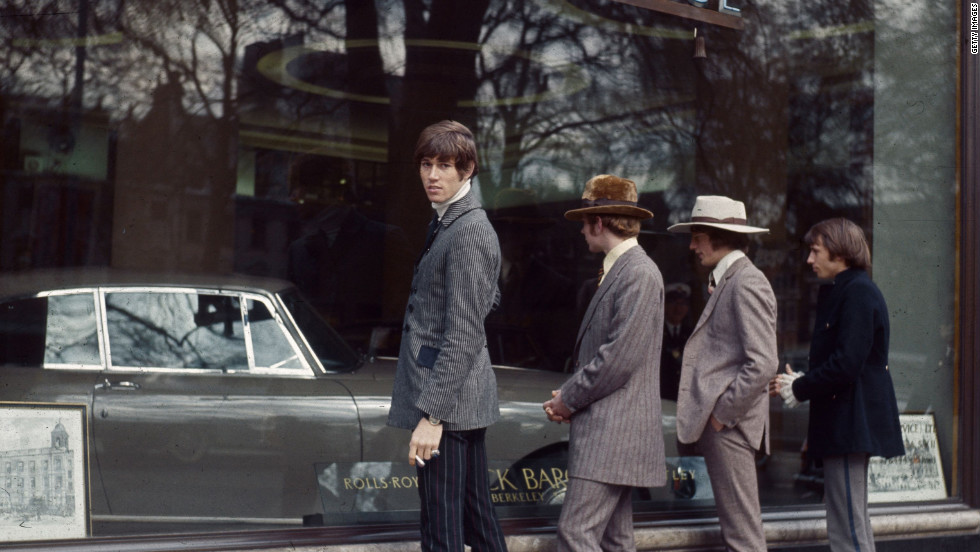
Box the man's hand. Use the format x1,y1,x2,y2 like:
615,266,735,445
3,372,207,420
775,366,803,408
543,389,572,423
768,363,795,396
409,418,443,466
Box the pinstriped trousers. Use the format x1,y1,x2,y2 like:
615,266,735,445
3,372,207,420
557,476,635,552
418,428,507,552
824,453,875,552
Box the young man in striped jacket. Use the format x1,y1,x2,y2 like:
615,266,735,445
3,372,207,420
388,120,507,551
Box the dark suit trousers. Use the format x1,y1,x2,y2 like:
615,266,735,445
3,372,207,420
699,426,766,552
418,428,507,552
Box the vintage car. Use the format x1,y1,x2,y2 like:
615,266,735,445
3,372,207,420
0,269,593,535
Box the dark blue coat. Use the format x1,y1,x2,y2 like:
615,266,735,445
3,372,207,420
791,268,905,460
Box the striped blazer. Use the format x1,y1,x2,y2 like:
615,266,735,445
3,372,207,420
560,245,666,488
387,190,502,431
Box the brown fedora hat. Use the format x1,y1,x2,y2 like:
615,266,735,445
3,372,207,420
564,174,654,221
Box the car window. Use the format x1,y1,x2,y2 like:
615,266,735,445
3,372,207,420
278,288,360,372
246,297,304,371
0,296,47,366
0,293,100,368
106,291,248,371
44,293,101,367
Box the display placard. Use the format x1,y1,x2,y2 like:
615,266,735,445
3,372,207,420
868,413,946,503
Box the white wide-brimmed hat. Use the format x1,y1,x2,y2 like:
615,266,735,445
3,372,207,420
667,195,768,234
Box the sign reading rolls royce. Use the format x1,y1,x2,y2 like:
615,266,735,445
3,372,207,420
314,456,713,524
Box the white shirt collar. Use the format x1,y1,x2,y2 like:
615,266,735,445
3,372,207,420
600,237,638,285
711,249,745,287
433,179,472,219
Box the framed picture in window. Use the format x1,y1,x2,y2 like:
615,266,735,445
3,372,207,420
0,402,90,541
869,413,947,502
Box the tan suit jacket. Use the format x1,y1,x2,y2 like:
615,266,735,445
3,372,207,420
676,256,778,453
561,245,666,487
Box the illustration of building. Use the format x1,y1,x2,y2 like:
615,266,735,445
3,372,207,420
0,422,75,518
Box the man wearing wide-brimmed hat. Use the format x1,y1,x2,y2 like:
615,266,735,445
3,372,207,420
543,174,665,552
667,195,778,552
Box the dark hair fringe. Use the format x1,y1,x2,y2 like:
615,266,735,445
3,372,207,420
414,120,479,179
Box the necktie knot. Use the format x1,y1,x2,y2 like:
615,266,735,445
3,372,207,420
708,274,716,295
597,266,604,288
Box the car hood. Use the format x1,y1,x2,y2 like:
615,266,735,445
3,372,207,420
333,356,569,403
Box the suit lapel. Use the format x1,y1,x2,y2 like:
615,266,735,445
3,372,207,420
418,192,480,264
573,246,638,349
690,256,749,336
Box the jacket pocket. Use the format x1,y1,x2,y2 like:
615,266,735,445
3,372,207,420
417,345,440,369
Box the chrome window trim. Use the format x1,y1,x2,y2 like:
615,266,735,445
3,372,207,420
240,293,257,371
270,292,328,375
101,286,252,373
240,291,315,376
44,363,104,371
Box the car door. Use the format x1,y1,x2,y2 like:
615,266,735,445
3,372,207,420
90,287,360,526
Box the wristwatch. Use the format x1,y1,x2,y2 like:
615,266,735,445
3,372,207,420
427,416,442,426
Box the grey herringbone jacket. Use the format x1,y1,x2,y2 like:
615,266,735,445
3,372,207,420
561,245,666,487
387,190,502,431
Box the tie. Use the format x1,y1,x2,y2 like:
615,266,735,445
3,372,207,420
597,266,604,288
416,215,440,265
708,274,716,295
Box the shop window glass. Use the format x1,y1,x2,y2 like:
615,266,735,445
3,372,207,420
0,0,960,541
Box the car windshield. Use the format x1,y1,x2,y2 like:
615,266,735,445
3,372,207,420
278,288,360,372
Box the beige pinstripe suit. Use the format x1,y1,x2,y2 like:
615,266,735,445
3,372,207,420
557,244,666,551
677,255,778,551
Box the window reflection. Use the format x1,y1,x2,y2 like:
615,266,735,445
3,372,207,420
106,292,248,370
44,293,100,366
